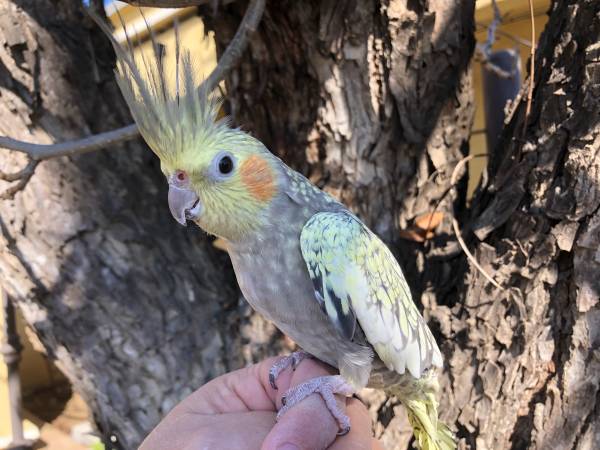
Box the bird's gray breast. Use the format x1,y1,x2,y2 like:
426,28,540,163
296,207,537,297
228,224,356,370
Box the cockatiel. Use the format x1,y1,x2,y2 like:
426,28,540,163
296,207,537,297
96,14,454,450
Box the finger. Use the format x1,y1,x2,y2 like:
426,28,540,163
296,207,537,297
173,357,282,416
140,411,275,450
150,354,310,422
329,398,374,450
372,438,385,450
261,359,345,450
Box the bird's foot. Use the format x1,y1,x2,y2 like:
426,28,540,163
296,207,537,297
277,375,354,435
269,351,312,390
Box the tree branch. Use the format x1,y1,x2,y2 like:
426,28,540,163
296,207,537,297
0,160,39,200
203,0,266,90
0,124,139,161
0,0,266,198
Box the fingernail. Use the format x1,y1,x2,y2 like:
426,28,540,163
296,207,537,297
277,443,299,450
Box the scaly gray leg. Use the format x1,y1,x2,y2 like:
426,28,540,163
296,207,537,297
269,351,312,390
277,375,354,435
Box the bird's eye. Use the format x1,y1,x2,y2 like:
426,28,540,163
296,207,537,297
211,151,236,179
218,155,234,175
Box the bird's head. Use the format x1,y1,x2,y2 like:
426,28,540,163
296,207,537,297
106,26,280,241
159,129,280,240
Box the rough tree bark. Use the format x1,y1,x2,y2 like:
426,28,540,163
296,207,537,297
0,0,598,450
442,1,600,448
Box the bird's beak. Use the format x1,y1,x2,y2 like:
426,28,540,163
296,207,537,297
168,184,202,226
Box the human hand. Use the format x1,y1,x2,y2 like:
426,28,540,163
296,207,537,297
139,356,383,450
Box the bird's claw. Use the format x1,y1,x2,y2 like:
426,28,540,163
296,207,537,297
276,375,354,435
337,426,350,436
268,351,312,390
291,355,302,370
269,372,277,391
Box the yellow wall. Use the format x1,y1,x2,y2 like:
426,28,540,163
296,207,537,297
0,302,59,441
109,5,218,87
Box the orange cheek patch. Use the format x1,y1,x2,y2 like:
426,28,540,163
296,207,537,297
240,155,277,201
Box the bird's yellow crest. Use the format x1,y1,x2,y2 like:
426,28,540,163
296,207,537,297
91,11,280,240
91,11,243,167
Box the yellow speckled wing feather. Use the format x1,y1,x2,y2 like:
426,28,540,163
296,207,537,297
300,212,443,378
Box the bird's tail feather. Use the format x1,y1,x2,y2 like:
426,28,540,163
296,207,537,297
386,371,455,450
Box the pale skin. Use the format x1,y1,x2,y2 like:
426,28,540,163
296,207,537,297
139,357,384,450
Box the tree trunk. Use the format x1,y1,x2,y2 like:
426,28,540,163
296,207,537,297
443,1,600,448
1,0,598,449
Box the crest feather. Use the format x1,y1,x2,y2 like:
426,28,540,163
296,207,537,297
90,10,237,164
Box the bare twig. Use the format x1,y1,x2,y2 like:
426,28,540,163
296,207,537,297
521,0,536,139
452,218,503,290
448,155,503,289
0,160,39,200
421,153,503,289
0,124,139,160
423,153,487,235
203,0,266,90
0,159,37,181
0,0,266,160
450,154,476,186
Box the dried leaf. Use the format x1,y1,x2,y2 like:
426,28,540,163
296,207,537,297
414,212,444,231
398,229,435,242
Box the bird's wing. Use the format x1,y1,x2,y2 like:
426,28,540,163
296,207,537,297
300,211,443,378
